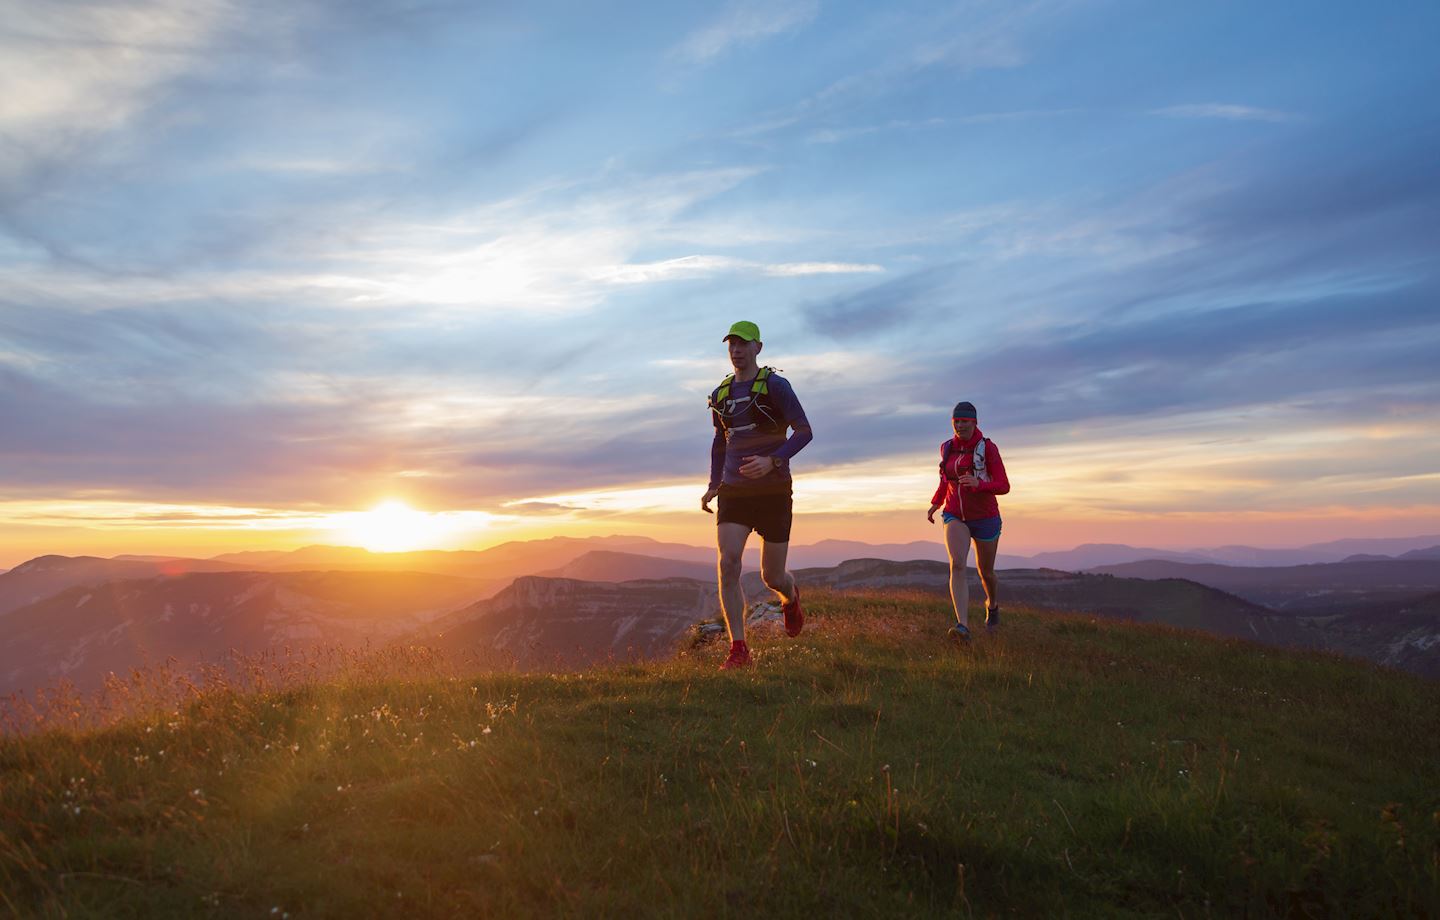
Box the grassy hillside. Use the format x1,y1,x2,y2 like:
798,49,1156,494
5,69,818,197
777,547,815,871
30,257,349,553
2,591,1437,918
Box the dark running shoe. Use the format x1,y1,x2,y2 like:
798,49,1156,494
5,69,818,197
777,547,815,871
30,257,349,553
948,623,972,643
720,640,752,670
985,607,1001,633
782,585,804,637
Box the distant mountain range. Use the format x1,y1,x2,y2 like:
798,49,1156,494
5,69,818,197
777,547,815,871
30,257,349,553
207,535,719,579
1002,536,1440,570
0,570,481,696
1088,559,1440,611
3,533,1439,700
0,538,716,621
0,555,249,617
534,550,715,583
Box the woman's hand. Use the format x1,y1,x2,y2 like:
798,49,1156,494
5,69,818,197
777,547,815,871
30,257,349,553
739,455,776,478
957,473,979,490
701,487,719,513
927,503,942,524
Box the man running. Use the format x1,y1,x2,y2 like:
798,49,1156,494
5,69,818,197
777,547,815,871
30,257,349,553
701,321,813,670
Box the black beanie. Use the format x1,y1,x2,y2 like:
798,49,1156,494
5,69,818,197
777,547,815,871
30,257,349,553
952,400,977,419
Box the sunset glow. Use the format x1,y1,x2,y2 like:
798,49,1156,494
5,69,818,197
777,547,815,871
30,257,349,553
327,501,486,554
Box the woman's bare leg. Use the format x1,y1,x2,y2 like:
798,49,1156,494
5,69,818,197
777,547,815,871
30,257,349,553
944,519,972,626
972,537,999,612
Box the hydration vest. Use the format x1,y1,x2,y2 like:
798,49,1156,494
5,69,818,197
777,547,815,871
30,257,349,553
941,436,990,483
708,367,784,435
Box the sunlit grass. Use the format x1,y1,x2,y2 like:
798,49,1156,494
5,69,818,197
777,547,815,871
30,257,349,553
2,590,1436,917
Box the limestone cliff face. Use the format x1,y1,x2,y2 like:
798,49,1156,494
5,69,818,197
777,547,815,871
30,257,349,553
431,577,720,669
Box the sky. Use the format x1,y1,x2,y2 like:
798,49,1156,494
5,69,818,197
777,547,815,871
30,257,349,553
2,0,1438,566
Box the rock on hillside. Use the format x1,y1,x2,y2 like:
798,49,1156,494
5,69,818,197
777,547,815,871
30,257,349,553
427,576,719,669
1289,591,1440,679
0,571,485,696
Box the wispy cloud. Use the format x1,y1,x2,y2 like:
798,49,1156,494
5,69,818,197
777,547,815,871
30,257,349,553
0,499,332,531
670,0,819,66
594,255,882,284
807,109,1081,143
723,1,1071,143
1151,103,1301,123
0,0,233,141
808,118,947,145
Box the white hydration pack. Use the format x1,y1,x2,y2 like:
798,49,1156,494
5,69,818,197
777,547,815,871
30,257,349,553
941,437,989,484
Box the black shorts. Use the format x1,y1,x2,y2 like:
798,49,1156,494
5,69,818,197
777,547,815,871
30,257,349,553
716,488,793,543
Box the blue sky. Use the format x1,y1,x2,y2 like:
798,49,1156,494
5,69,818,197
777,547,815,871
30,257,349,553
2,0,1438,562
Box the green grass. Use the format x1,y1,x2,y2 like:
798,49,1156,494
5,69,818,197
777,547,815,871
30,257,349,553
2,591,1437,918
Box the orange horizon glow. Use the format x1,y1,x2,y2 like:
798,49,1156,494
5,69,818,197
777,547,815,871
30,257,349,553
2,497,1438,569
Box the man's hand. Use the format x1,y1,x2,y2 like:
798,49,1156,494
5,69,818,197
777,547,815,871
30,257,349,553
701,486,719,513
927,503,942,524
739,455,777,478
957,473,980,490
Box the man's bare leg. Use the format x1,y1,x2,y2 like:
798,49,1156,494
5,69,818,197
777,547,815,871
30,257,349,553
716,522,751,643
759,539,796,605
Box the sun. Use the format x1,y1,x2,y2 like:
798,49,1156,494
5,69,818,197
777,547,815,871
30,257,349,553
332,500,454,553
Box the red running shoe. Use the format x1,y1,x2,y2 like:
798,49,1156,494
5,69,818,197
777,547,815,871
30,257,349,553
782,585,804,637
720,640,752,670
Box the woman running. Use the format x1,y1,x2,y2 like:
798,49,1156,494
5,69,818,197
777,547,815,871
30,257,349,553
926,400,1010,640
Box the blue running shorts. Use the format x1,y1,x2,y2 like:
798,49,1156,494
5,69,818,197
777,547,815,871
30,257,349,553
941,513,1002,541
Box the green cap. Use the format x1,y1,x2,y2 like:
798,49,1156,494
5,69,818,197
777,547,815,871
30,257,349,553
724,320,761,342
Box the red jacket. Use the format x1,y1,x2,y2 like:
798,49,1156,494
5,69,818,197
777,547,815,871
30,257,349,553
930,429,1010,520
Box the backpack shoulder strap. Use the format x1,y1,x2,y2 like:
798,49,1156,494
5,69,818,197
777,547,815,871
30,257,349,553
709,373,737,409
753,366,772,395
